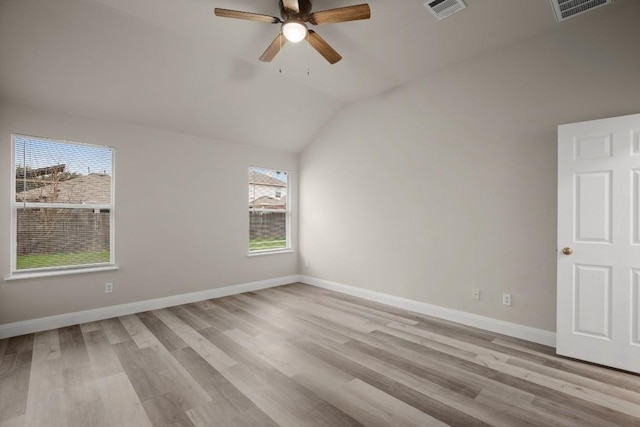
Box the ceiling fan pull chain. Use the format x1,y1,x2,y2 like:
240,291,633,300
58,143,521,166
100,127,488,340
306,32,310,76
279,32,283,73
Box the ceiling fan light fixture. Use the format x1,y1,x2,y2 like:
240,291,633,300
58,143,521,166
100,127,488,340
282,20,308,43
214,1,371,64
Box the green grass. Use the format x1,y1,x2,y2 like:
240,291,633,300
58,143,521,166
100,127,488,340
249,238,287,251
17,250,110,270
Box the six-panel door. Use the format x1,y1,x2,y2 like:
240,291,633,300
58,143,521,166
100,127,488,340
557,113,640,374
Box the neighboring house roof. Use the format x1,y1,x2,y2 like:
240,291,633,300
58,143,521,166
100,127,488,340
249,170,286,187
16,174,111,204
16,164,67,179
250,195,287,209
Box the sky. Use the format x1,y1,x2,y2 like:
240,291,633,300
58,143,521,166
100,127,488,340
14,135,113,176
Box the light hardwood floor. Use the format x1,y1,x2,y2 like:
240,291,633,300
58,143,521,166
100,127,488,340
1,283,640,426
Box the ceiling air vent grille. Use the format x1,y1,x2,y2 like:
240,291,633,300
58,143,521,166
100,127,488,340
549,0,614,22
423,0,466,21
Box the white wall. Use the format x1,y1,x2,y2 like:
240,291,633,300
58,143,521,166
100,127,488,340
299,7,640,332
0,101,297,324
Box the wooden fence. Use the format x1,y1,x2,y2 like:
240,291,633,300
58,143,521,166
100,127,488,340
18,209,278,255
250,211,286,240
17,209,110,255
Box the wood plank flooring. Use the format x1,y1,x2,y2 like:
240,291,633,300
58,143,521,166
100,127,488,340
1,282,640,426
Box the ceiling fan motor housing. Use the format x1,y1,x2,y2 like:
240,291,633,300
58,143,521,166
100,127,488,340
280,0,312,21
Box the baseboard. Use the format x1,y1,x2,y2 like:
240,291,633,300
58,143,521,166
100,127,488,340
0,275,299,339
2,274,557,347
299,275,557,347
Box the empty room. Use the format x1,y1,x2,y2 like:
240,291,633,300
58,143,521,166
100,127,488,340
1,0,640,425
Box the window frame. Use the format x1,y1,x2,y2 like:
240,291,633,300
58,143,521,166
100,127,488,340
248,166,292,256
8,134,117,279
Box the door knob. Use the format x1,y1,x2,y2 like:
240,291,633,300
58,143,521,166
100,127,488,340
562,247,573,255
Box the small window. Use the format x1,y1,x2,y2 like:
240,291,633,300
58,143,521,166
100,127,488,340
249,167,289,253
11,134,115,274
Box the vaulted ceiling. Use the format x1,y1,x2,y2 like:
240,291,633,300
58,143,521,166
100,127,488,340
0,0,631,152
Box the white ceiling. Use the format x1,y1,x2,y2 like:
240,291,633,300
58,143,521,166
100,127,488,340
0,0,629,152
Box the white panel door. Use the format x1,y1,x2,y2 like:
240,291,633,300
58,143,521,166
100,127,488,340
557,113,640,373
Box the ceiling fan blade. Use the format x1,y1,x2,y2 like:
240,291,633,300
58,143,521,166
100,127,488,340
309,4,371,25
307,30,342,64
260,33,288,62
214,8,281,24
282,0,300,13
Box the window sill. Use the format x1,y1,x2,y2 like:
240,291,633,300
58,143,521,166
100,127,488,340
5,264,119,281
247,249,295,257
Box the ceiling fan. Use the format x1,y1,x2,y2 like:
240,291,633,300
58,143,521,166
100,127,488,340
214,0,371,64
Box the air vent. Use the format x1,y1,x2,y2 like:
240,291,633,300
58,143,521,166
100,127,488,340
423,0,466,21
549,0,614,23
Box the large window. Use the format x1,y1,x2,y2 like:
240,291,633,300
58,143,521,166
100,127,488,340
11,134,115,275
249,167,290,253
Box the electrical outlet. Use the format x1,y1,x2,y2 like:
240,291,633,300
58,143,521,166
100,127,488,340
502,293,512,306
472,288,480,300
105,282,113,293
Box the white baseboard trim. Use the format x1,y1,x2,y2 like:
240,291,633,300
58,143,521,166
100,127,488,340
0,275,299,339
300,275,557,347
1,274,557,347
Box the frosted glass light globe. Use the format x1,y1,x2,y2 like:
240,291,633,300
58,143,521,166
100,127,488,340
282,21,307,43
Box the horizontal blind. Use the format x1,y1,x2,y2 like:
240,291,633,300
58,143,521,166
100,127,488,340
13,135,114,271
